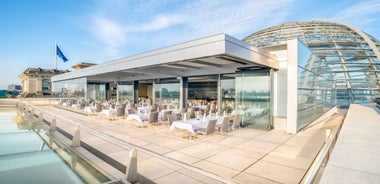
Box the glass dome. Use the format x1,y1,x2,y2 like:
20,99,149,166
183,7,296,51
243,19,380,105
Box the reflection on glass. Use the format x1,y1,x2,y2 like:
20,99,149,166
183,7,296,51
87,84,106,101
154,79,180,108
52,77,87,98
221,74,235,116
297,42,333,129
235,69,271,130
117,84,133,103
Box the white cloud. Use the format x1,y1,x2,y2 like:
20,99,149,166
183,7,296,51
93,18,126,47
132,14,184,31
334,0,380,26
88,0,297,54
177,0,296,38
92,17,127,54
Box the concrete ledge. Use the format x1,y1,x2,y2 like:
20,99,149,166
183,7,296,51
320,104,380,183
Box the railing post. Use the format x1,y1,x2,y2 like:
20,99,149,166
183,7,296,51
126,149,138,183
71,126,81,147
38,112,43,122
324,128,331,165
49,117,57,131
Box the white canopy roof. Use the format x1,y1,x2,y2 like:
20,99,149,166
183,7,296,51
52,34,279,83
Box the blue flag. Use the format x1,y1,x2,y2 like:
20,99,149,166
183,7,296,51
56,45,68,62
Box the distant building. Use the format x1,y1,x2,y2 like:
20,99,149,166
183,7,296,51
71,62,97,70
18,68,69,97
7,84,22,92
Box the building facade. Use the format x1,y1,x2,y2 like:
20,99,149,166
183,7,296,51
7,84,22,92
19,68,68,97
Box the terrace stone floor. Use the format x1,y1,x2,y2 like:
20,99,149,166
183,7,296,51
27,105,344,184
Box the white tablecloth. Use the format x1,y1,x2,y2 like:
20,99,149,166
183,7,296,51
100,109,117,116
126,113,149,123
84,106,96,113
169,119,207,133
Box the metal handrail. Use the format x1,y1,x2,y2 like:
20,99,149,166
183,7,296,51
21,101,237,184
300,125,342,184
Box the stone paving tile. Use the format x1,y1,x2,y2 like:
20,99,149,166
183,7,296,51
143,144,173,154
148,157,182,171
177,143,226,160
137,158,176,183
208,135,248,147
224,146,267,159
270,144,307,159
230,128,267,139
165,151,201,165
153,171,205,184
205,150,258,171
255,130,294,144
233,172,281,184
244,160,305,184
193,160,240,179
123,137,150,147
160,140,195,151
320,166,380,184
137,134,177,145
237,139,280,153
91,142,125,155
334,135,380,154
176,168,224,184
108,150,131,164
284,133,325,148
262,152,313,171
328,147,380,175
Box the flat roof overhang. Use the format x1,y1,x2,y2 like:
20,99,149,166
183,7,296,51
52,34,279,83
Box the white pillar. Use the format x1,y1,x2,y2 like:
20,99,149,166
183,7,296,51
126,149,138,183
49,117,56,131
286,39,299,134
71,126,81,147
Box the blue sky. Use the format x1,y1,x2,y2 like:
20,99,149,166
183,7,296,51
1,0,380,89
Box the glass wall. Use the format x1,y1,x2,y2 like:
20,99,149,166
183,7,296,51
117,83,133,103
154,78,180,108
52,77,86,98
235,69,272,130
297,42,334,129
87,83,106,101
42,79,51,95
221,74,235,116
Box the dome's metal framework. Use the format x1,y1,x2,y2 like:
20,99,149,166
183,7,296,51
243,19,380,105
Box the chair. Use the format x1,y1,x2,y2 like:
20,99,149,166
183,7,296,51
151,104,158,112
116,107,125,119
231,114,241,130
218,116,230,134
180,108,187,114
167,114,177,125
95,103,102,113
185,111,192,119
210,103,217,113
162,110,172,121
197,119,217,135
187,108,195,118
148,111,159,125
204,104,211,115
128,108,136,115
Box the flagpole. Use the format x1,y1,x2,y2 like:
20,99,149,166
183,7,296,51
54,42,57,70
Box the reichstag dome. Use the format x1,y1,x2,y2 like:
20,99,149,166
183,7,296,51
243,19,380,106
